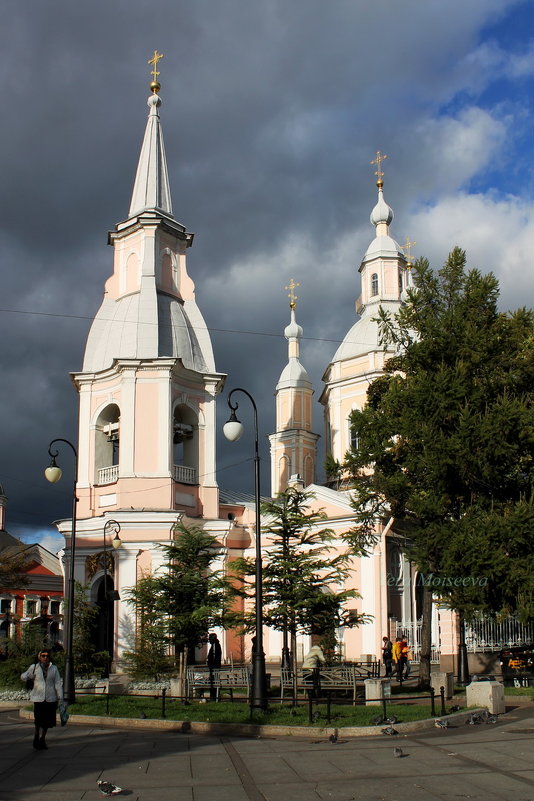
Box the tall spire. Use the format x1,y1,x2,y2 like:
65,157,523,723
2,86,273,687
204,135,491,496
270,281,318,494
128,51,173,218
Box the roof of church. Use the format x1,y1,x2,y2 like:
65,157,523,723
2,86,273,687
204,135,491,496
276,307,312,390
129,92,172,217
331,178,404,363
81,75,218,376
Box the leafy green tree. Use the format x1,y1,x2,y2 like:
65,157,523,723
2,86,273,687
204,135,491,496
125,522,242,685
235,487,371,696
345,248,533,686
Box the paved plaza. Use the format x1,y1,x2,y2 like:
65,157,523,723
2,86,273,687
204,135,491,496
0,705,533,801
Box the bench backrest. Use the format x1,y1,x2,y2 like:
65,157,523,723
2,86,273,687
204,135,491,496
186,666,250,687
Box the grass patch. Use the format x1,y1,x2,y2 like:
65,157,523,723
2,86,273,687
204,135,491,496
69,695,449,727
503,686,534,699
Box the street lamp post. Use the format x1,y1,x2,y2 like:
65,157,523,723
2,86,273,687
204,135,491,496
45,438,78,705
102,520,122,678
223,388,268,711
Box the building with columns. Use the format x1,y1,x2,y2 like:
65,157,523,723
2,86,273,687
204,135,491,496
53,72,453,671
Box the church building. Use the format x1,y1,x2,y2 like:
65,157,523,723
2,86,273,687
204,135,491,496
53,62,455,672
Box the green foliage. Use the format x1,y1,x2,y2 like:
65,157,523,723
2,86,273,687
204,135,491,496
345,248,534,621
71,582,106,676
0,629,65,688
234,487,370,661
122,574,174,680
324,453,343,488
124,522,242,677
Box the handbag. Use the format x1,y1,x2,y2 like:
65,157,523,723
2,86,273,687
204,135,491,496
25,666,36,691
59,701,69,727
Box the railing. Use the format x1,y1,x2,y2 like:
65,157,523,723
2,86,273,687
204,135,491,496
97,465,119,485
465,615,534,652
395,622,441,663
173,464,197,484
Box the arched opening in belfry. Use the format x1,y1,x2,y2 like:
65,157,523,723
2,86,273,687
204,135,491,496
173,404,198,485
95,403,121,485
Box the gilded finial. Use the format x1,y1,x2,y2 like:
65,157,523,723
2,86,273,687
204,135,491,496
148,50,164,93
370,150,388,188
402,237,416,268
285,278,300,310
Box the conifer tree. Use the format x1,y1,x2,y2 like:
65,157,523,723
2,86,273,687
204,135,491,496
126,522,242,684
345,248,533,686
235,487,370,698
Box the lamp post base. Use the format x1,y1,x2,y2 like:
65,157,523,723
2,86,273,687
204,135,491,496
63,655,76,705
250,650,268,711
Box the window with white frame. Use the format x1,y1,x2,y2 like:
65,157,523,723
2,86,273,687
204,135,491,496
0,597,13,614
24,597,39,617
371,273,379,296
50,600,61,616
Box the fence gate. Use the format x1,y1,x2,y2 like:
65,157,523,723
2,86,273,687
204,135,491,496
395,621,441,663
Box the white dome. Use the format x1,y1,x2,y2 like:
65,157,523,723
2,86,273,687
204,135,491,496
363,234,404,261
370,191,393,226
277,358,311,390
83,293,215,373
333,316,381,362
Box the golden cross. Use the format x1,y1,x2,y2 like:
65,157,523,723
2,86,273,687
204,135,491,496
148,50,164,83
285,278,300,310
370,150,388,184
402,237,416,266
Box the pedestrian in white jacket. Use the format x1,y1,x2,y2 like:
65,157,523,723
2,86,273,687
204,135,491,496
21,650,63,750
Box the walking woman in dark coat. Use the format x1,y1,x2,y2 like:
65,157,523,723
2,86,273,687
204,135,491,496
21,650,63,750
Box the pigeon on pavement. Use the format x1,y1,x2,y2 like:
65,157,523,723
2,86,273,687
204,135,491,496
467,712,483,725
486,714,498,724
381,726,398,735
393,746,404,758
386,716,398,724
329,730,338,743
97,780,123,796
435,719,449,729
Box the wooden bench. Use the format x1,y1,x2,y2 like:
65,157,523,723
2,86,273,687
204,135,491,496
280,662,380,704
186,666,250,701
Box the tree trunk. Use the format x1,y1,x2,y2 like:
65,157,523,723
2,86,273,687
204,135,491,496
291,630,298,706
418,587,432,689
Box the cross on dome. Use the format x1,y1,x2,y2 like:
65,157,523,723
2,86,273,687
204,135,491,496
402,237,416,267
148,49,164,93
370,150,388,188
285,278,300,310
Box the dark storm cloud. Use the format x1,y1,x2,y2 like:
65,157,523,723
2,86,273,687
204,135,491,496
0,0,530,544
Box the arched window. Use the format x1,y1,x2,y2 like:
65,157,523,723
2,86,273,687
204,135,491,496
398,270,403,294
173,404,198,485
371,273,379,296
95,404,120,485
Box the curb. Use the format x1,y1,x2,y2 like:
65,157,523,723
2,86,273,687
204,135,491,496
18,707,484,738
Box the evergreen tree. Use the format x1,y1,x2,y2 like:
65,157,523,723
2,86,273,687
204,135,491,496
235,487,370,694
123,574,173,680
345,248,533,686
125,522,242,684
